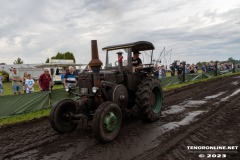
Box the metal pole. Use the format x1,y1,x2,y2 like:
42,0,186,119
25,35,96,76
151,50,153,64
215,61,218,76
233,63,236,73
183,61,186,83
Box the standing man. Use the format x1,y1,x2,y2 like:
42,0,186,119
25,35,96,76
161,65,166,78
64,66,77,89
38,69,52,91
170,63,175,76
153,64,159,78
177,63,184,82
202,65,206,73
10,68,22,95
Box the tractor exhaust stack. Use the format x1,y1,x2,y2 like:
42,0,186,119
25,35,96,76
88,40,103,88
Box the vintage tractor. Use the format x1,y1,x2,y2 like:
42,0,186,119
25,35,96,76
50,40,164,143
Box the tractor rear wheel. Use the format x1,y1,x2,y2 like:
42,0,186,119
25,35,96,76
92,101,122,143
135,77,163,122
50,99,78,133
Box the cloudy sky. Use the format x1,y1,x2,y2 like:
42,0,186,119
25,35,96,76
0,0,240,65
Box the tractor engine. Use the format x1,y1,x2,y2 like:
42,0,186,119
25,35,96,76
78,71,94,95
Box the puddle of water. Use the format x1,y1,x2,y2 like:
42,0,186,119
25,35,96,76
221,89,240,101
163,91,229,116
163,100,206,115
162,105,186,115
205,92,225,99
234,76,240,78
162,111,206,132
184,100,206,107
231,81,239,85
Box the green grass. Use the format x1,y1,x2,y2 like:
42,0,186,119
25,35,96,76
163,72,240,91
0,72,240,128
2,82,64,96
0,109,50,127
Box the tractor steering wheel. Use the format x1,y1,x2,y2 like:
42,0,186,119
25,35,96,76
115,61,119,66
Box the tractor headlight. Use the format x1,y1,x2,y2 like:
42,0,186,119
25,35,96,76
65,86,69,92
80,88,88,95
92,87,99,93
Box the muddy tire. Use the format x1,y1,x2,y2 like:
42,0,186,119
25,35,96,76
135,77,163,122
50,99,78,133
92,101,122,143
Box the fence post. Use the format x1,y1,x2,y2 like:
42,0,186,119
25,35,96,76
215,61,218,76
183,61,186,83
233,63,236,73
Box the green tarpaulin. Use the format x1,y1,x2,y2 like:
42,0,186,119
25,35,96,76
0,92,49,118
50,89,79,106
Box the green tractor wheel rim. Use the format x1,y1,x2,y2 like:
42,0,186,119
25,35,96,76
104,112,118,133
151,87,163,113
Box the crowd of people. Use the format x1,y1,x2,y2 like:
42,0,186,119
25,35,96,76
153,62,233,79
0,66,79,96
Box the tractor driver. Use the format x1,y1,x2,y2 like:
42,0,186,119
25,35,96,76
132,50,143,72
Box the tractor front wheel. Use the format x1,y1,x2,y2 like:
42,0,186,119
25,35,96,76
92,101,122,143
50,99,78,133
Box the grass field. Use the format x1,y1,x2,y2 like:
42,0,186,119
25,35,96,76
0,72,239,127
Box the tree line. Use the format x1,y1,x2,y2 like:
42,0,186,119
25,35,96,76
13,52,76,64
196,57,240,67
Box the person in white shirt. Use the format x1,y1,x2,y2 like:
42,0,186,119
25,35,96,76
25,74,35,94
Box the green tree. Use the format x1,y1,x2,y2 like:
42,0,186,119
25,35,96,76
46,58,49,63
0,70,9,82
13,57,24,64
196,61,207,67
227,57,240,63
47,52,76,63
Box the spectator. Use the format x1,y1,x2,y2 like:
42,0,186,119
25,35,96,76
23,72,28,94
185,64,190,74
170,63,175,76
154,64,159,78
25,74,35,94
206,63,209,72
56,67,60,75
64,66,77,89
177,63,184,81
161,65,166,78
202,65,206,73
209,63,215,71
0,72,3,96
225,63,230,69
10,68,22,95
189,64,195,74
194,65,198,73
73,66,79,85
38,69,52,91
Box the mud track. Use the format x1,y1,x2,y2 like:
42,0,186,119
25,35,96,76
1,75,240,160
